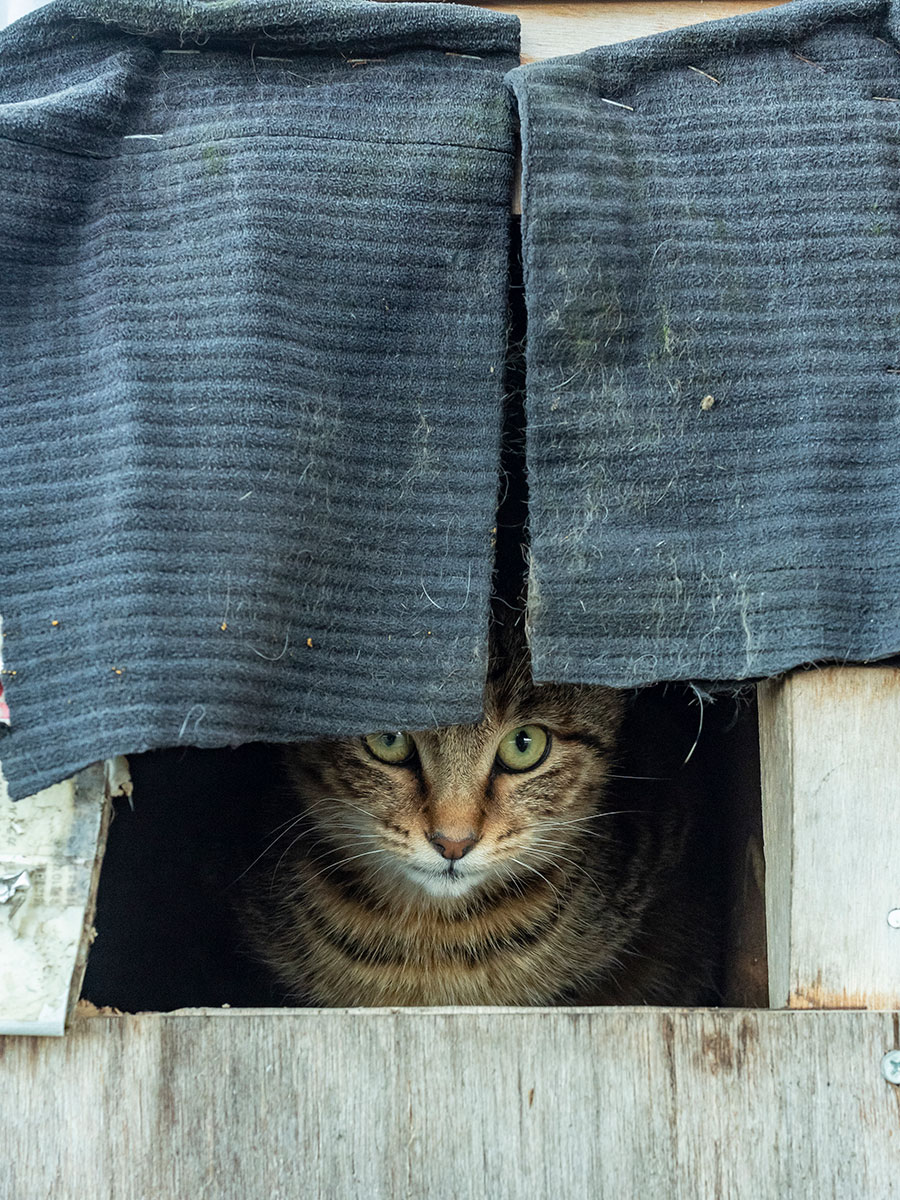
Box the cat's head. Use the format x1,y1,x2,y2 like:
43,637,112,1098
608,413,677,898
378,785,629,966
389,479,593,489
282,674,624,905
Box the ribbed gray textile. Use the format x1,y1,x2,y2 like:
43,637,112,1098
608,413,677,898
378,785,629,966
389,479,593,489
509,0,900,688
1,0,519,798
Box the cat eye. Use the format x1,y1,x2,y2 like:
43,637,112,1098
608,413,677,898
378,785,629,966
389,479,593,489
363,731,416,765
495,725,550,772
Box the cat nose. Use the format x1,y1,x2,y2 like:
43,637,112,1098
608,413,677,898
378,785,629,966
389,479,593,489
429,832,477,860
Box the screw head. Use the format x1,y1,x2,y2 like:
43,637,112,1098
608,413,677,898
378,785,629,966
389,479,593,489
881,1051,900,1085
888,909,900,929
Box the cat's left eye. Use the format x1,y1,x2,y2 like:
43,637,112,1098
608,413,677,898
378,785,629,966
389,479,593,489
363,731,416,765
496,725,550,772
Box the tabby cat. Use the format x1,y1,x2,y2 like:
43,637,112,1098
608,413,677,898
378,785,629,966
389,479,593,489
240,641,717,1007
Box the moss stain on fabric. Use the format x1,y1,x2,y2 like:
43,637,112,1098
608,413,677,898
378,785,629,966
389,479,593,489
648,305,683,366
660,314,675,356
202,145,225,176
869,202,886,236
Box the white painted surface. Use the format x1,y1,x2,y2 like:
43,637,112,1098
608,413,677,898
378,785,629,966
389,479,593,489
760,668,900,1009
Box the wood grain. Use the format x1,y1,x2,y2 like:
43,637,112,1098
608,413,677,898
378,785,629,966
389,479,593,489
760,668,900,1009
482,1,789,61
4,1007,900,1198
0,762,122,1036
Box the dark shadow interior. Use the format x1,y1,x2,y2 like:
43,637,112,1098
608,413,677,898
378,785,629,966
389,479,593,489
80,689,765,1012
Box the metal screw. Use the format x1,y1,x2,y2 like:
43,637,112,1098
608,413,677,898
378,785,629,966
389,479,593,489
881,1051,900,1085
888,909,900,929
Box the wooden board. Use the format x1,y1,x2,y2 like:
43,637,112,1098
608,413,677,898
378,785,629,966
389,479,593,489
0,760,127,1036
4,1007,900,1198
1,1,791,56
759,668,900,1010
481,1,789,62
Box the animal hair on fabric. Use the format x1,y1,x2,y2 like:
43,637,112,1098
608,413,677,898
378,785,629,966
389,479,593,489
0,0,519,798
508,0,900,689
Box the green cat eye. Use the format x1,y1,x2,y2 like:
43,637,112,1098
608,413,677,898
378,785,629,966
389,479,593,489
496,725,550,772
363,731,415,765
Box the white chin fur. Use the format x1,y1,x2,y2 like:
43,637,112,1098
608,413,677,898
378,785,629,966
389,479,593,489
405,863,485,898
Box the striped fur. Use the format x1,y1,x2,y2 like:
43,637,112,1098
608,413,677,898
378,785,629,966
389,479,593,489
241,655,714,1006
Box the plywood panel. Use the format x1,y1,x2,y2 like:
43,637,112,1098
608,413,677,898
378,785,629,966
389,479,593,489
482,1,789,61
3,1008,900,1198
760,668,900,1009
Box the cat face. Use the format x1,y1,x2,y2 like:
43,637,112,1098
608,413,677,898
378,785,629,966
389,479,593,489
282,679,624,904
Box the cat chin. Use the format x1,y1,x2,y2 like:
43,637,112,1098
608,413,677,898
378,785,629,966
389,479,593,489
402,863,486,899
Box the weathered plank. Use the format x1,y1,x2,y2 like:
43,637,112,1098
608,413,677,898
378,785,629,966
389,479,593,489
3,1007,900,1198
482,0,788,61
1,0,791,57
0,759,127,1035
759,667,900,1009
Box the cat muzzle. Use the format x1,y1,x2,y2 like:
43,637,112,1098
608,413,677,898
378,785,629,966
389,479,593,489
428,833,478,861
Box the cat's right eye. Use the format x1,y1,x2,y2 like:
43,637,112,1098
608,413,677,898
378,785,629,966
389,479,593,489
495,724,550,772
363,731,416,765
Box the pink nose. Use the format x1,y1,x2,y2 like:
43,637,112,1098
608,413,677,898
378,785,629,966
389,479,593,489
429,833,477,861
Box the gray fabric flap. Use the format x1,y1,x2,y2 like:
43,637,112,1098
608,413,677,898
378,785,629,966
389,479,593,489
0,0,519,798
509,0,900,687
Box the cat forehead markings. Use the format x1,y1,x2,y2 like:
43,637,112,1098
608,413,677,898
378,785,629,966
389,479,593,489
414,721,500,777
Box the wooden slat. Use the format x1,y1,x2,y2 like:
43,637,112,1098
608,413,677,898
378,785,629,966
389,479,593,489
759,667,900,1009
482,1,789,62
4,1007,900,1197
0,761,126,1035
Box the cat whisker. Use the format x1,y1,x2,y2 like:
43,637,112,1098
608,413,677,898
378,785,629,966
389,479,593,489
494,864,530,905
330,853,400,899
267,840,386,891
273,791,383,827
524,841,609,899
254,792,360,849
308,847,394,885
289,792,384,824
535,809,644,830
261,810,308,838
230,812,314,885
506,856,564,908
605,773,666,782
275,826,392,879
318,794,384,823
315,820,413,855
248,808,384,876
242,800,399,889
270,828,323,885
316,819,383,835
264,790,360,829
